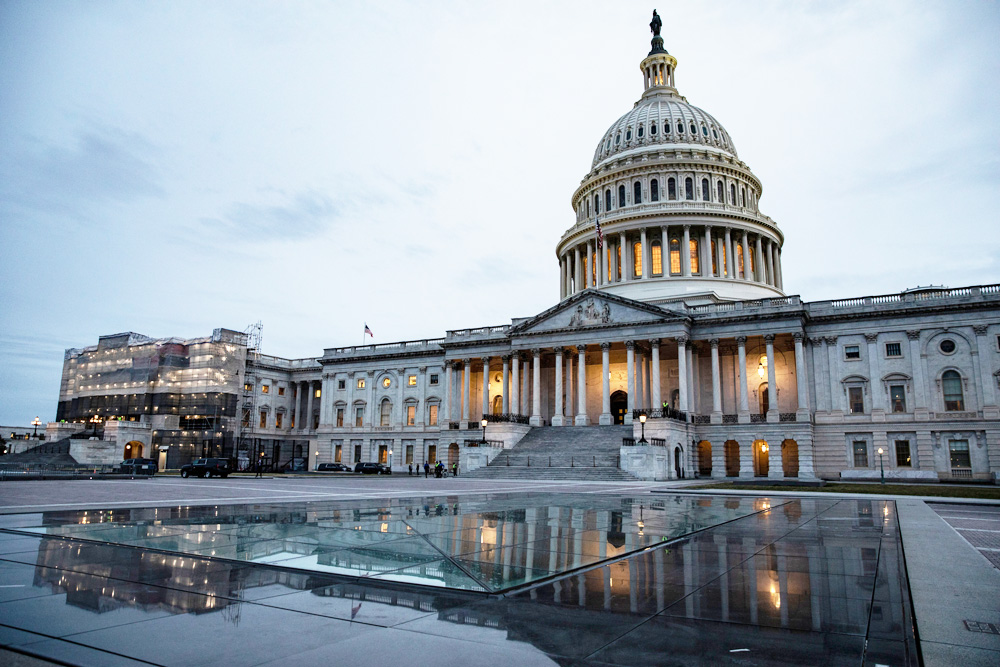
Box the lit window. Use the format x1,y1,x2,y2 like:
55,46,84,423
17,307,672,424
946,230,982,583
942,370,964,410
275,413,283,429
633,181,642,204
261,385,269,394
314,388,321,398
651,179,659,201
690,238,700,274
885,342,901,358
890,385,906,413
278,386,285,396
617,244,622,280
357,379,366,389
606,246,612,281
633,242,642,277
592,252,597,285
259,410,267,428
336,408,344,427
355,406,364,427
711,238,718,275
849,387,864,414
429,404,438,426
667,177,677,200
895,440,911,466
844,345,861,360
408,375,417,386
244,382,253,392
852,441,868,467
335,444,342,463
669,237,681,275
382,377,391,388
406,405,416,426
651,241,663,276
429,374,439,385
939,339,956,354
949,439,970,469
618,184,626,208
736,243,744,276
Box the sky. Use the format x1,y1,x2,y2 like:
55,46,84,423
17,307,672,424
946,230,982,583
1,0,998,426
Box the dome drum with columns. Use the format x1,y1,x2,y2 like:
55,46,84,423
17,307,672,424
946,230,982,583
556,19,784,307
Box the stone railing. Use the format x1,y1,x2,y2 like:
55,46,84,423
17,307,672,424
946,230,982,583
750,414,766,423
633,408,687,422
811,284,998,312
622,437,666,447
686,295,801,315
323,338,445,359
779,413,797,422
483,413,530,425
463,439,504,448
722,414,738,424
445,325,511,340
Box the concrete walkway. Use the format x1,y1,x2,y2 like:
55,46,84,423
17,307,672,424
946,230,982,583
896,500,1000,666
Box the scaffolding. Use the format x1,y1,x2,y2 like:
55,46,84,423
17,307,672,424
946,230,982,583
236,321,263,471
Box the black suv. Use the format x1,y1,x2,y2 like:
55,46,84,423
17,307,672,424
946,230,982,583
354,462,391,475
120,458,157,475
180,458,232,478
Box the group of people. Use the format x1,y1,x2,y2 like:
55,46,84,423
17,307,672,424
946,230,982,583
408,461,458,478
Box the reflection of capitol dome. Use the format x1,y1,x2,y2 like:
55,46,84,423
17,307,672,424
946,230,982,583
556,20,785,306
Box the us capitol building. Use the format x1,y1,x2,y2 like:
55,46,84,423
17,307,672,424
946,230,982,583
50,15,1000,484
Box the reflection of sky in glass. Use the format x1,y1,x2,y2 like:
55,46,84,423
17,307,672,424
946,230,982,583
18,494,769,593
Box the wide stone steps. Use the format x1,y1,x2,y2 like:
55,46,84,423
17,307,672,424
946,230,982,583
462,465,637,481
2,437,78,467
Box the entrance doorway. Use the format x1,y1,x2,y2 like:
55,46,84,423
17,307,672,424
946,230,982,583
427,444,437,465
753,439,769,477
697,441,712,476
782,439,799,477
492,395,502,415
674,446,684,478
759,383,769,414
124,441,144,459
378,444,388,464
610,391,628,424
724,440,740,477
448,443,459,466
354,443,362,463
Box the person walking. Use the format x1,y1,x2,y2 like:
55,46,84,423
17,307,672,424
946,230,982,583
452,462,458,477
254,458,262,478
423,461,429,478
408,463,413,476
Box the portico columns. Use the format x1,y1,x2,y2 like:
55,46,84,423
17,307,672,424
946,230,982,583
775,248,784,290
640,228,649,279
574,247,582,293
553,347,565,426
625,341,636,425
565,354,574,421
710,339,722,419
482,357,491,418
682,226,692,276
575,345,589,425
588,240,595,287
825,337,840,413
737,336,750,421
530,349,542,426
597,241,605,287
619,232,629,282
866,333,884,415
650,340,661,412
510,354,520,416
600,343,612,425
501,355,510,413
293,382,302,431
741,231,752,281
676,336,689,413
723,228,733,278
521,356,530,415
305,381,315,432
754,236,764,282
462,359,471,422
703,226,713,277
444,361,454,422
793,333,810,418
765,239,775,286
765,335,778,422
973,325,998,412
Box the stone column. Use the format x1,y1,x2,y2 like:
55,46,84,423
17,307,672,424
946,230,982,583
565,354,574,421
588,240,595,287
723,228,733,279
716,235,725,280
482,357,491,419
741,231,751,280
501,355,510,413
703,225,713,277
676,336,689,412
682,225,692,276
575,345,589,425
974,325,998,413
597,240,605,287
906,331,926,412
688,344,698,413
826,337,841,412
521,356,530,415
640,228,649,279
754,236,764,283
650,340,661,412
417,367,426,426
530,349,542,426
775,247,784,290
510,354,520,416
765,335,778,422
866,334,883,415
397,368,405,427
553,347,565,426
737,336,749,419
636,349,645,409
444,361,454,422
710,339,722,418
574,246,582,293
600,342,612,425
793,333,809,418
293,381,303,431
462,359,471,423
626,341,636,424
619,232,629,282
305,381,315,433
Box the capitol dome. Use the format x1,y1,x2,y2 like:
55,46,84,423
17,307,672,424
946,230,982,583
556,13,786,307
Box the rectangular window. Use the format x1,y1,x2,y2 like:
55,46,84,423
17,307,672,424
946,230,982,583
429,405,438,426
275,413,283,429
261,385,269,394
890,385,906,413
278,386,285,396
244,382,253,392
357,379,366,389
690,238,700,274
335,444,342,463
406,405,416,426
354,443,361,462
616,245,622,280
844,345,861,360
669,240,681,275
885,342,901,358
314,388,321,398
408,375,417,386
633,243,642,277
405,445,414,465
259,410,267,429
711,239,718,275
894,440,911,467
651,243,663,276
338,379,346,390
949,440,971,469
336,408,344,427
853,441,869,467
355,407,363,427
429,374,439,385
849,387,864,414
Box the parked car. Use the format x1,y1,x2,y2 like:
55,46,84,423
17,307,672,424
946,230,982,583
354,462,391,475
280,457,308,472
317,462,351,472
120,458,157,475
180,458,232,478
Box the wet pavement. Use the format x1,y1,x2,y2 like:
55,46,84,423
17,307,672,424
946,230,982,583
0,491,918,666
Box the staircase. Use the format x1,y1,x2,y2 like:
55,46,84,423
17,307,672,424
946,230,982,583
2,437,78,467
464,425,637,481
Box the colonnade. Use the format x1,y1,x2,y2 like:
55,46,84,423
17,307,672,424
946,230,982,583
292,380,321,432
559,224,782,299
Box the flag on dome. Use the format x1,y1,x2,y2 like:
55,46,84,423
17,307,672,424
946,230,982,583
364,324,373,338
595,218,603,249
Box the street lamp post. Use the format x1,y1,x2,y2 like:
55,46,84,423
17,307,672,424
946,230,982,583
89,415,101,436
31,416,41,438
638,413,647,444
481,418,488,445
877,447,885,485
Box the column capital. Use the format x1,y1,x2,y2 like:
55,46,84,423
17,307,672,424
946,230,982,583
625,340,636,351
553,346,564,355
531,348,541,357
973,325,988,336
905,330,921,340
600,341,612,351
675,335,689,346
461,358,471,366
482,356,492,364
682,223,691,231
823,336,838,345
808,337,823,346
501,354,512,363
710,338,720,348
735,335,747,345
648,338,660,349
763,334,775,344
576,344,588,353
445,360,455,369
792,332,805,341
863,333,878,343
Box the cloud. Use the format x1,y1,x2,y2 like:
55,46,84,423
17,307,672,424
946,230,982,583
200,189,339,239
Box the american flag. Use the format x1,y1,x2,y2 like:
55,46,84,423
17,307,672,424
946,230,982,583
364,323,374,338
595,218,604,249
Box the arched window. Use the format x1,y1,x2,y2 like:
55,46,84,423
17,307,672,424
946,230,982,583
616,244,622,280
664,121,671,134
626,128,632,141
615,133,621,146
690,122,697,134
593,194,599,215
712,128,719,139
650,123,657,136
633,181,642,204
667,177,677,200
684,177,694,200
650,179,659,202
650,241,662,276
669,237,681,274
380,398,391,427
638,125,644,138
730,183,737,204
633,242,643,277
591,252,597,285
618,184,626,208
942,370,965,411
740,186,746,207
716,181,724,203
605,189,611,211
677,121,684,133
702,125,708,136
586,199,590,217
701,178,709,201
737,243,744,276
605,137,611,151
690,238,700,274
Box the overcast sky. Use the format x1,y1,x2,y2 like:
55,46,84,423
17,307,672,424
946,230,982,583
1,0,998,426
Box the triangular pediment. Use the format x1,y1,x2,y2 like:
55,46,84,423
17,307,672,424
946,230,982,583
510,290,684,336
